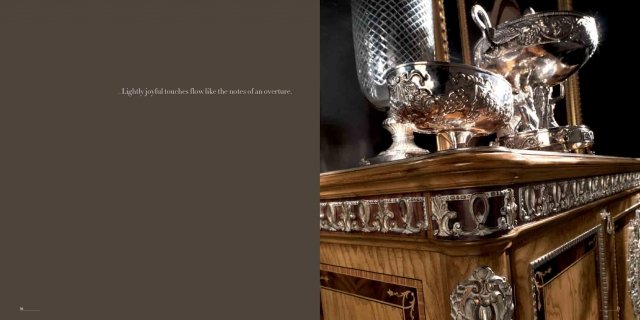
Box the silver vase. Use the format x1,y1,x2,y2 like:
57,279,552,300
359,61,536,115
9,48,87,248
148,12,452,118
351,0,436,164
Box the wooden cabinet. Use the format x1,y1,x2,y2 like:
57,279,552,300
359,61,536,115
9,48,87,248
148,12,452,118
320,150,640,319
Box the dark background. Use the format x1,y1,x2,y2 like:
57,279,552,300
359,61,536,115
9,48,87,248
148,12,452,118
1,1,319,319
321,0,638,173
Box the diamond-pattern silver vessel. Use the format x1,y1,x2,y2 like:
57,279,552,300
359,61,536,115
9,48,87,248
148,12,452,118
351,0,435,109
351,0,436,164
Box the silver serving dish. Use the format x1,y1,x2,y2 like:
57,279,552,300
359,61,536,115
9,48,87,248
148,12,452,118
385,62,514,149
472,6,598,88
471,5,599,152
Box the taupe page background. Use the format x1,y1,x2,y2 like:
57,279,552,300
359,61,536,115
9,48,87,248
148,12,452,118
0,1,319,319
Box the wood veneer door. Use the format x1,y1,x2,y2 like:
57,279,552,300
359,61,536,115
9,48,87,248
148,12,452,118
528,224,608,320
542,253,599,319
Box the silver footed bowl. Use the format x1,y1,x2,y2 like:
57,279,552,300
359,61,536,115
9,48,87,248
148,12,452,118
473,8,599,87
385,62,514,148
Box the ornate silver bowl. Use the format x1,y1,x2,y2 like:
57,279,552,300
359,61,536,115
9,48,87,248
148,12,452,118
473,6,598,88
471,5,599,152
385,62,514,149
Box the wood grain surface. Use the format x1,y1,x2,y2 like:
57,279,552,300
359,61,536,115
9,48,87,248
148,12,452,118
319,264,425,320
542,253,599,319
320,152,640,319
320,243,508,319
321,289,403,320
320,194,640,318
321,150,640,199
511,205,601,319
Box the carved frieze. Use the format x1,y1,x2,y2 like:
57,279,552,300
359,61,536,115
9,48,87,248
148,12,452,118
319,172,640,238
519,172,640,223
431,189,517,238
319,196,428,234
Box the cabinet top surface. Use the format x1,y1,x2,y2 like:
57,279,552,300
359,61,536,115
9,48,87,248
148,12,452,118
320,148,640,199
